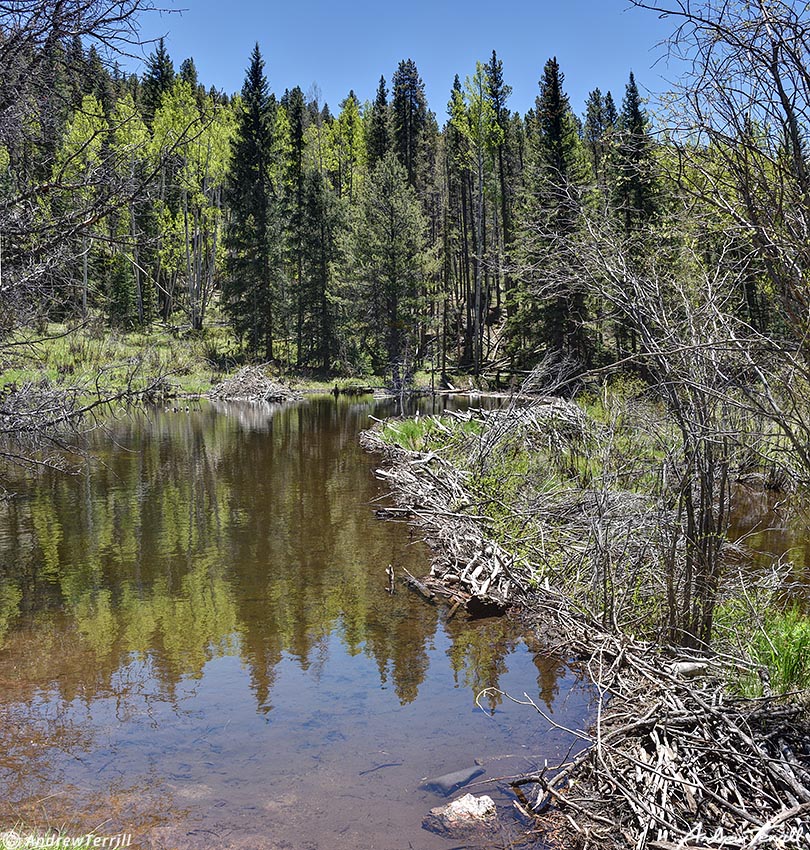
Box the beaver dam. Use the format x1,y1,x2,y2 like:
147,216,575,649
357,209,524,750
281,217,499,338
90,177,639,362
363,394,810,849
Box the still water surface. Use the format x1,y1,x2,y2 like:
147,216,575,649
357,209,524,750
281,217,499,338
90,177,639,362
0,396,592,849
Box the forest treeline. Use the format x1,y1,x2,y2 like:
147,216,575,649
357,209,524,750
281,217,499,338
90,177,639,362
2,28,669,383
3,0,809,402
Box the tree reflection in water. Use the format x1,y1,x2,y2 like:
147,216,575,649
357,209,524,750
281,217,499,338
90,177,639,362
0,397,587,848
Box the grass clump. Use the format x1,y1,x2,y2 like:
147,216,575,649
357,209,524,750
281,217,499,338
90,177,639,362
743,607,810,696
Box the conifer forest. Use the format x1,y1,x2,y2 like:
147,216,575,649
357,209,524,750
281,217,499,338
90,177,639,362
0,2,677,384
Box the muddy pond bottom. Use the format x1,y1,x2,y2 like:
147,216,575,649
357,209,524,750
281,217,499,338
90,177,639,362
0,396,592,849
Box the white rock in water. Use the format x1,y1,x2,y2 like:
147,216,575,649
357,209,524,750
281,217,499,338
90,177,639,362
422,793,497,837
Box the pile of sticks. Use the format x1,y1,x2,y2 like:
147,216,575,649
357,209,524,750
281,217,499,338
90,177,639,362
361,426,531,611
362,415,810,849
497,607,810,849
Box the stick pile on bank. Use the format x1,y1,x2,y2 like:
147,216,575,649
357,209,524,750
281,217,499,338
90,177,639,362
208,365,301,403
361,425,531,612
362,406,810,849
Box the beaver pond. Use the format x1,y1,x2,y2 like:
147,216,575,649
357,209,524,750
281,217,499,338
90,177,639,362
0,396,595,850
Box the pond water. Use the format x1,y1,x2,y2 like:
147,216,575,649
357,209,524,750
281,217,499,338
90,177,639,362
0,396,592,849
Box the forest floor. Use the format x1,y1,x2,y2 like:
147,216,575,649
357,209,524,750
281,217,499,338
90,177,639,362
362,397,810,850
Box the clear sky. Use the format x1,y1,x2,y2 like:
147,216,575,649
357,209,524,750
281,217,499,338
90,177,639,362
130,0,679,118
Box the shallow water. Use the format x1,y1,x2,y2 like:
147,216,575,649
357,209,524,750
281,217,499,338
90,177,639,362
0,396,592,849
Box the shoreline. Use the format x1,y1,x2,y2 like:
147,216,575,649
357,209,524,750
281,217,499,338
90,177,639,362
360,410,810,849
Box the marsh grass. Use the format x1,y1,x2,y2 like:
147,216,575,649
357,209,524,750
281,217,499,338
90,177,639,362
731,606,810,696
1,322,238,398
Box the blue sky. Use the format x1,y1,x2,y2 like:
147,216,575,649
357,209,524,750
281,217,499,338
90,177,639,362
130,1,679,118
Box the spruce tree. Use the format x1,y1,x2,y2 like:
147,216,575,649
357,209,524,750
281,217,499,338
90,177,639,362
584,88,608,188
180,57,198,89
142,38,175,124
391,59,427,189
612,72,658,234
604,91,618,129
223,44,280,359
348,151,430,386
281,85,308,364
367,75,390,171
533,58,582,186
514,57,589,364
300,168,340,370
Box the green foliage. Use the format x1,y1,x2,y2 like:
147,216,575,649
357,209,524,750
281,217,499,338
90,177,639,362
727,606,810,696
511,57,589,364
222,44,281,358
391,58,429,190
344,151,431,385
366,75,390,171
142,37,176,124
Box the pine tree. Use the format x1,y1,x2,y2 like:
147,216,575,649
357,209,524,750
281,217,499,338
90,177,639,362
514,57,589,364
223,44,280,359
281,85,308,363
584,88,610,189
300,168,340,370
142,38,175,124
391,59,427,189
533,58,583,187
612,72,658,233
604,91,618,129
367,75,390,170
348,151,430,386
179,57,198,89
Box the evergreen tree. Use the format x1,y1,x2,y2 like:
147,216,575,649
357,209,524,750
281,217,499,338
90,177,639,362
612,72,659,233
367,75,390,170
391,59,427,189
533,58,583,187
584,87,614,190
280,85,309,363
486,50,517,317
514,57,589,364
347,151,430,386
604,91,618,129
180,57,198,89
300,168,340,370
142,38,175,124
605,73,660,356
223,44,280,359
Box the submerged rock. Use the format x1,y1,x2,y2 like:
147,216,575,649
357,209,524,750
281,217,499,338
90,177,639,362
420,765,485,796
422,793,498,838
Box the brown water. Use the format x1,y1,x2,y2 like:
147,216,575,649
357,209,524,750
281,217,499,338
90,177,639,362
729,484,810,581
0,396,592,849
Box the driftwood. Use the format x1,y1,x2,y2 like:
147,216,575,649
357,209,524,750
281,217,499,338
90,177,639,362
361,427,525,612
482,612,810,850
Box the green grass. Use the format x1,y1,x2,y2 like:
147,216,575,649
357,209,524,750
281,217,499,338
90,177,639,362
731,606,810,696
0,321,386,401
1,321,233,399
